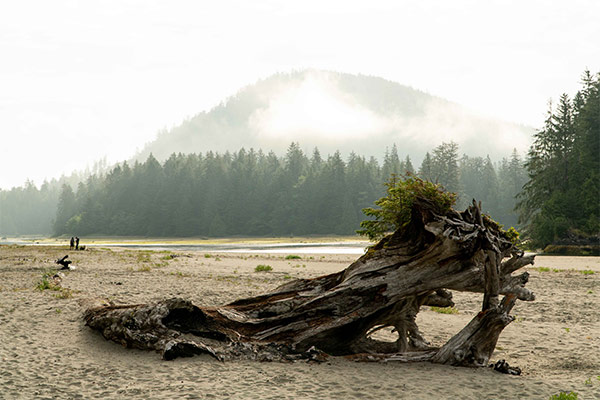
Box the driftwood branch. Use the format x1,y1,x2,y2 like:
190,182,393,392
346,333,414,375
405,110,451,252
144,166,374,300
56,255,72,270
84,198,535,367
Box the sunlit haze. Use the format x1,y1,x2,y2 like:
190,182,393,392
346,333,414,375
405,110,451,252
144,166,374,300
250,73,390,142
1,0,598,189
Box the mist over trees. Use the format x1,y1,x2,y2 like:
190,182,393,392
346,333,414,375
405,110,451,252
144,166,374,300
0,162,107,236
45,143,525,237
135,70,533,163
517,70,600,247
0,181,59,236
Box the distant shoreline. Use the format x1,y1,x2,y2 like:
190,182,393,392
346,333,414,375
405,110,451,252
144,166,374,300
0,236,370,254
1,235,365,244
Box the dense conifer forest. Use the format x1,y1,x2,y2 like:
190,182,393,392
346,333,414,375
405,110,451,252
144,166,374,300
1,142,527,237
44,142,526,237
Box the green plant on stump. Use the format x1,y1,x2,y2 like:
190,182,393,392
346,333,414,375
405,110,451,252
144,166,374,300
504,226,520,245
357,174,521,246
357,174,457,241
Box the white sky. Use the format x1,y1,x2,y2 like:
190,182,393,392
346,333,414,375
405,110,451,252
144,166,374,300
1,0,598,189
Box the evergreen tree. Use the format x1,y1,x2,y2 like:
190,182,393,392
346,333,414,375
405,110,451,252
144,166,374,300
419,152,433,181
54,184,76,235
497,149,527,228
481,155,499,214
430,141,460,193
459,155,485,208
404,155,415,175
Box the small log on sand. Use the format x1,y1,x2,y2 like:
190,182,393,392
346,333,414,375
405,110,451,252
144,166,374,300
56,255,72,270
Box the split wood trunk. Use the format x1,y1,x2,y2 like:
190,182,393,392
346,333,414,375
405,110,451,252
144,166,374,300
84,198,535,366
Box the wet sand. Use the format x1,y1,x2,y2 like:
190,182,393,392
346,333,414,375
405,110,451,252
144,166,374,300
1,245,598,399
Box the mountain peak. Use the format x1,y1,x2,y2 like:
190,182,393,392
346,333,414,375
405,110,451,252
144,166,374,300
136,70,533,161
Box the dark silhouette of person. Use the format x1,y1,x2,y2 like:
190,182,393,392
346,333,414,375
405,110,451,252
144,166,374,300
75,237,80,250
70,237,75,250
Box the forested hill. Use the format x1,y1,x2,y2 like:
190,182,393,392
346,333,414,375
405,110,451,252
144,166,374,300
136,70,533,163
52,143,527,237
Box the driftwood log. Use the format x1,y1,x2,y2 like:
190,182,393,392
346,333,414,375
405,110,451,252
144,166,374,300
56,255,72,270
84,199,535,366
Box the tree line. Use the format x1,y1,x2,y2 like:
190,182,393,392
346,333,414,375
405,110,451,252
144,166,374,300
0,180,60,236
47,142,526,237
0,162,104,237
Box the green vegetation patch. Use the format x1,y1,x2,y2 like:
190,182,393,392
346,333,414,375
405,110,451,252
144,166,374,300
36,269,60,291
153,261,169,268
136,253,151,263
170,271,190,278
53,288,73,299
254,264,273,272
430,306,459,314
549,392,578,400
535,266,561,273
36,269,73,298
285,255,302,260
581,269,595,275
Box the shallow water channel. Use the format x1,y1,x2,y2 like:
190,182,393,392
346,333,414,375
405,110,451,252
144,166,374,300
92,242,369,254
2,240,369,255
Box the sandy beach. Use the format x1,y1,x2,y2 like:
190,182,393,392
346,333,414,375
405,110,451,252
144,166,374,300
1,245,598,399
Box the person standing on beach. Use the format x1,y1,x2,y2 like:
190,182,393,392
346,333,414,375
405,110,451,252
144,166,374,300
70,237,75,250
75,237,80,250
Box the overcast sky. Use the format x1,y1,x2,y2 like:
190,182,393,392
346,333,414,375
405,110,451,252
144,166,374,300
1,0,598,189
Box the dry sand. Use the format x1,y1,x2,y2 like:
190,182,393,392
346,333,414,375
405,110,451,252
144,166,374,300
1,245,598,399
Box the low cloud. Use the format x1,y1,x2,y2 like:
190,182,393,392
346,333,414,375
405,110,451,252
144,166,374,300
249,71,390,144
247,70,532,160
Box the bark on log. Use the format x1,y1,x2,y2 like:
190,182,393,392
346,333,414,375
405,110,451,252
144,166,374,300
84,198,535,367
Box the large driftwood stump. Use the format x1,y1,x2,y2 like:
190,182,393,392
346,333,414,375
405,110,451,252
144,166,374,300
84,199,535,366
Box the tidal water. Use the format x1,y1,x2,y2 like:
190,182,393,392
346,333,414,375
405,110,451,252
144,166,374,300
90,242,369,254
2,239,369,255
